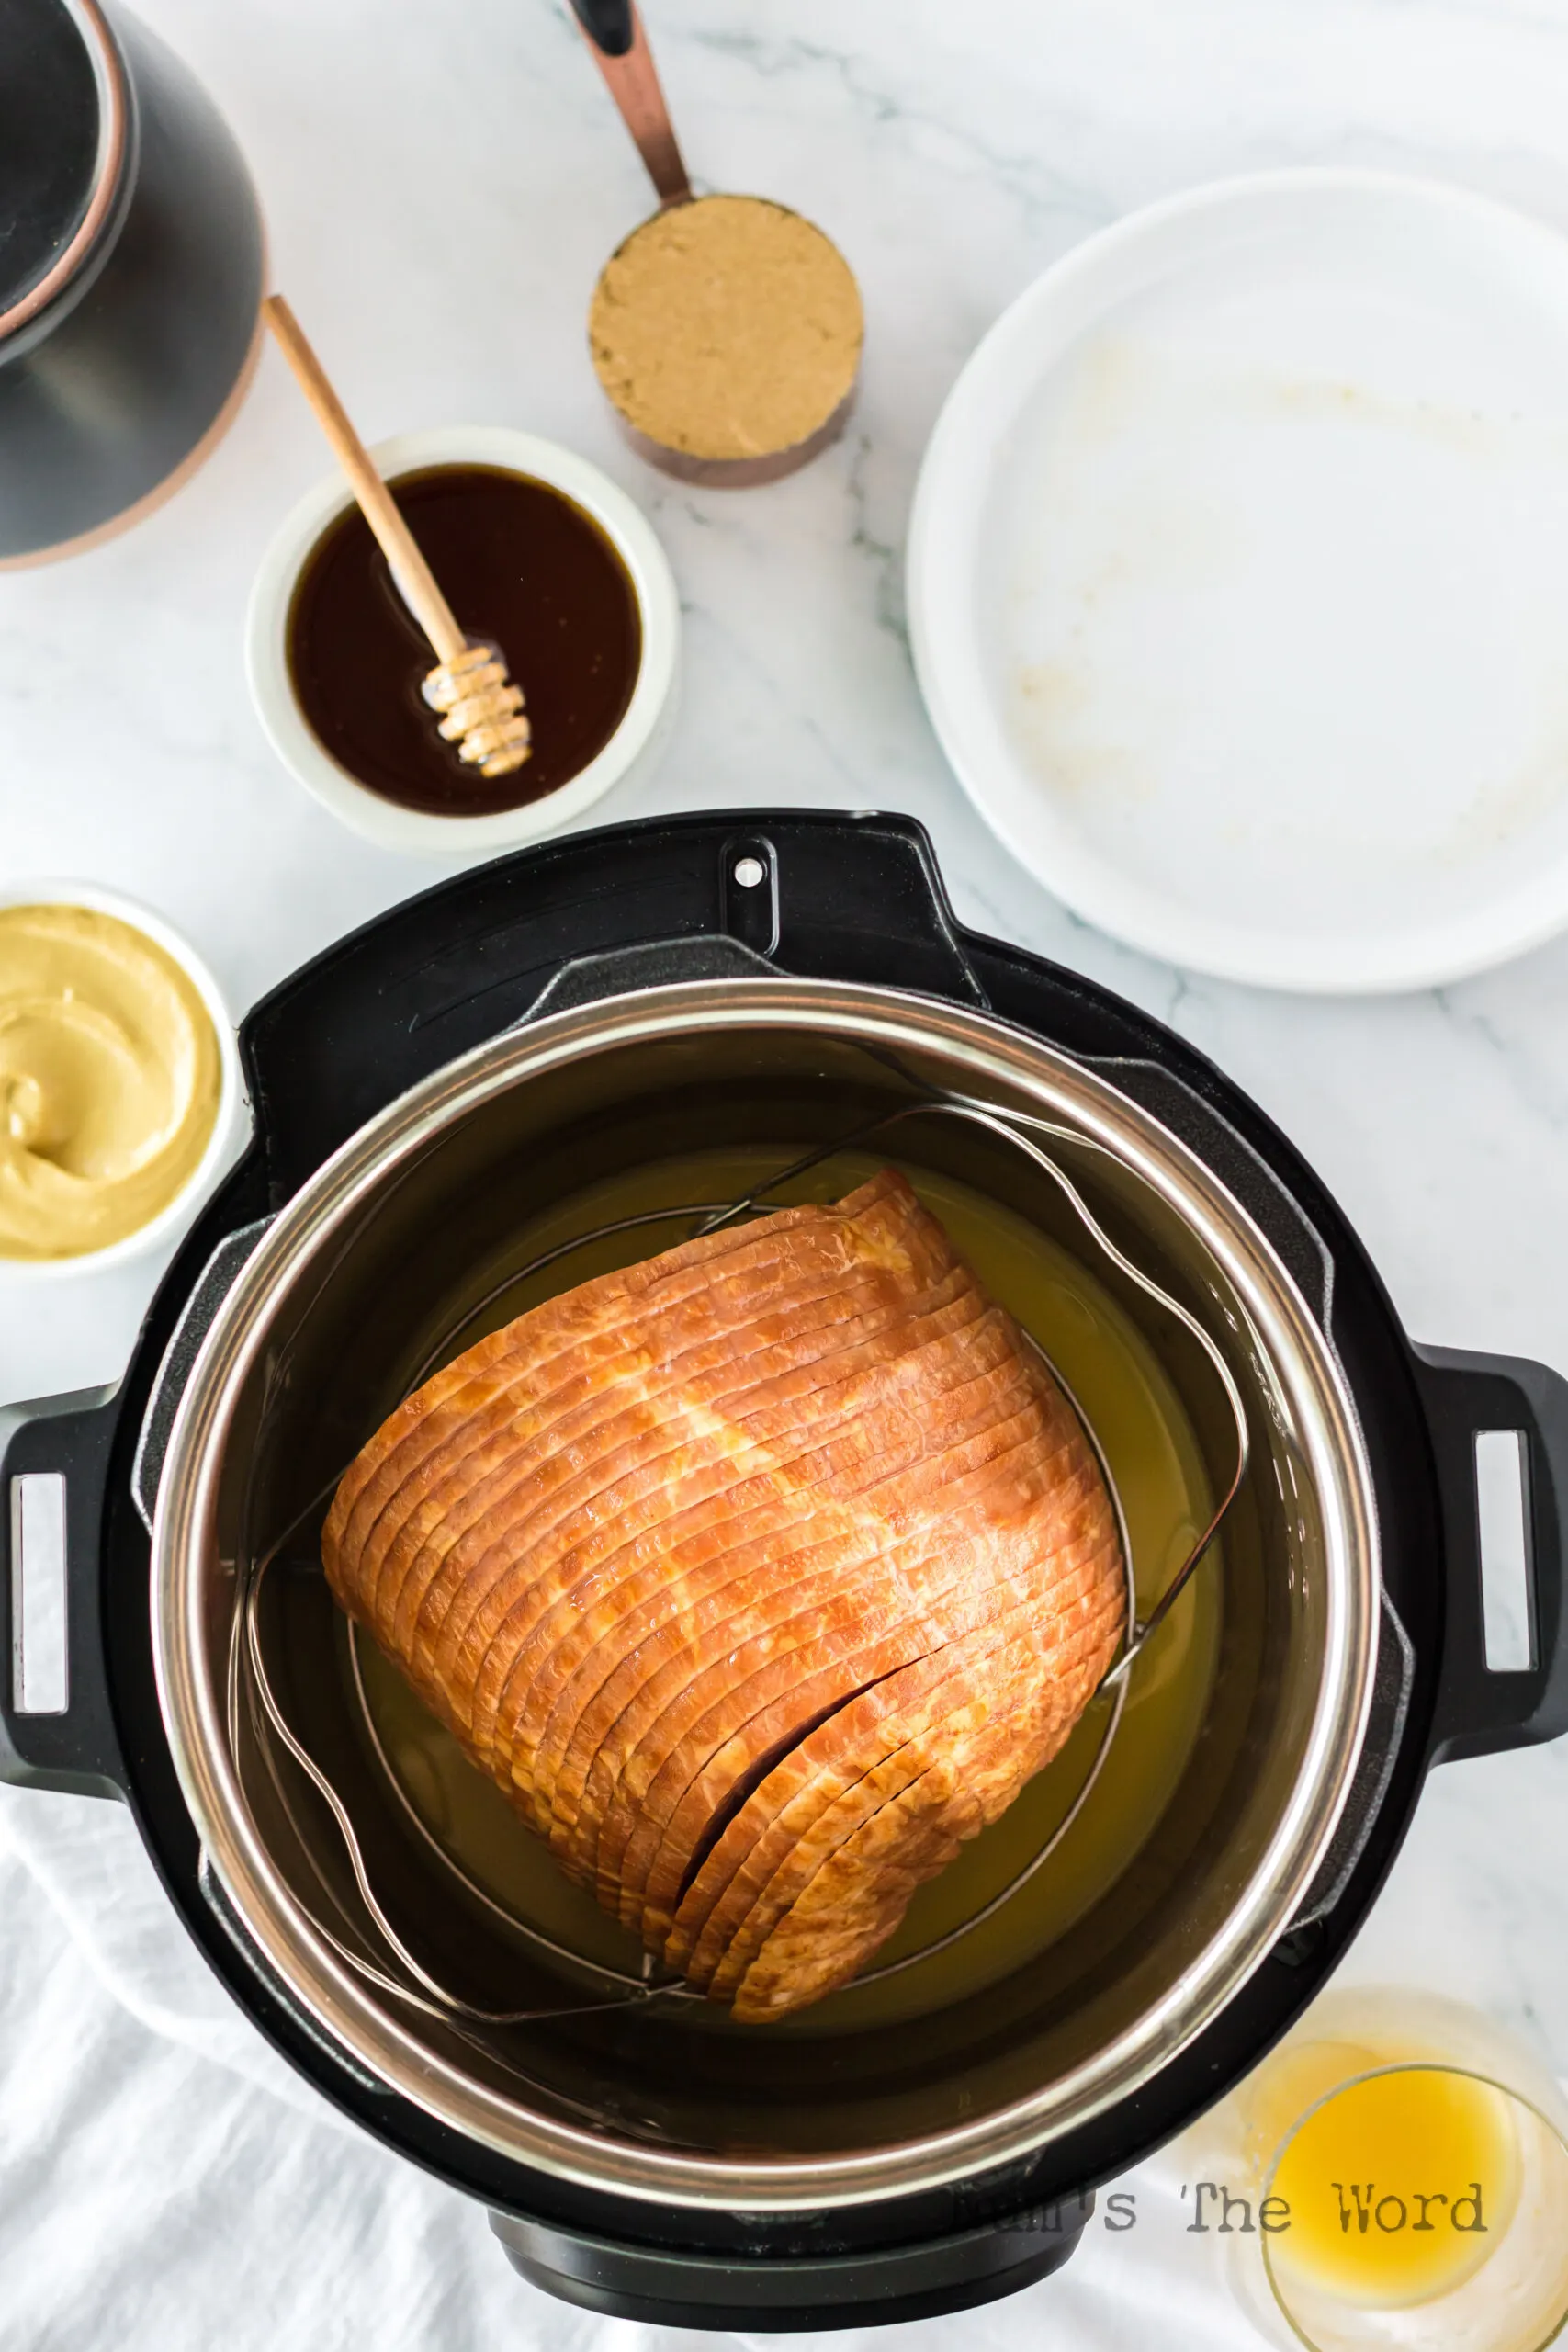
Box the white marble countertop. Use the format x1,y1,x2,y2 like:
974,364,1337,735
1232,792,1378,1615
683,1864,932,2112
5,1,1568,2344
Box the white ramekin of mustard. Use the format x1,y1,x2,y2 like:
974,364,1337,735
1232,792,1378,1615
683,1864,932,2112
0,884,244,1272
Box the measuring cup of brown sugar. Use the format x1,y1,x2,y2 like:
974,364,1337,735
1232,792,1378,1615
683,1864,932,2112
246,427,680,854
572,1,864,485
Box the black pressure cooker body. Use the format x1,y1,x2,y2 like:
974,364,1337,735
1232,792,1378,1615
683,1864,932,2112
4,812,1565,2330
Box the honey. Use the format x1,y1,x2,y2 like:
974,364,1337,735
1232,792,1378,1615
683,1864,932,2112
286,463,641,818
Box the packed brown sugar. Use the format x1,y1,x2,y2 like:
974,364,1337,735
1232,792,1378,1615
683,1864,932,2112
589,194,863,463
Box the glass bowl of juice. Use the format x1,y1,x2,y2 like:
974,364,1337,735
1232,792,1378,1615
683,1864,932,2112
1227,1992,1568,2352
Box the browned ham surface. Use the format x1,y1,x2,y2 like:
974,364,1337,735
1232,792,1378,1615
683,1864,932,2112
321,1170,1125,2019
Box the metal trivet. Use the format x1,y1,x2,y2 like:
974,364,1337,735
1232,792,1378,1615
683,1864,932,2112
230,1091,1250,2030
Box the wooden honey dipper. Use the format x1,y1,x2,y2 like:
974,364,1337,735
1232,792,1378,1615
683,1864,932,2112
261,296,530,779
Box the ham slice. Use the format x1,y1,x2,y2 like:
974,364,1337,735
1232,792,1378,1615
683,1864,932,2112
488,1276,987,1833
321,1170,1125,2018
558,1319,1033,1906
383,1226,900,1698
663,1439,1118,1985
611,1389,1076,1935
336,1176,922,1777
344,1182,910,1654
679,1560,1119,2010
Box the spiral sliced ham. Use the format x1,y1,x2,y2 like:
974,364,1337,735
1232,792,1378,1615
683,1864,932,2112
321,1170,1125,2019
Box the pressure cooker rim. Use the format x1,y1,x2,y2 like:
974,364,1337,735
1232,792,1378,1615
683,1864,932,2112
149,976,1381,2211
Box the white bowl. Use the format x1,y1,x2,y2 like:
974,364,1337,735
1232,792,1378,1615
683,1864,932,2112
909,169,1568,993
0,881,248,1279
246,427,681,857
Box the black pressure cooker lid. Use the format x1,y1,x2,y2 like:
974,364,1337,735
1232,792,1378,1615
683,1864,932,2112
0,0,114,338
9,809,1566,2305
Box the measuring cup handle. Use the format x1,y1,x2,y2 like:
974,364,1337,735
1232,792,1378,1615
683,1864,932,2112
569,0,634,52
0,1386,127,1799
569,0,693,206
1416,1343,1568,1764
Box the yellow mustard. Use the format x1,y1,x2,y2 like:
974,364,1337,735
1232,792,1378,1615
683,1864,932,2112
0,903,223,1261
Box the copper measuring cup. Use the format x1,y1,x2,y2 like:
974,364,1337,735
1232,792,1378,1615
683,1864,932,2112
570,0,863,485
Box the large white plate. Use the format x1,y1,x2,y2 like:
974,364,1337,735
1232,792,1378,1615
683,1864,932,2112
908,171,1568,992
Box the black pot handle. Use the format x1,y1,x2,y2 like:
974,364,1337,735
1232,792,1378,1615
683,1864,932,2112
0,1385,127,1799
569,0,633,53
1416,1343,1568,1764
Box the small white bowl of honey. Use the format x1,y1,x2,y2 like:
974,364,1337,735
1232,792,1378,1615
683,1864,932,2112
245,426,681,858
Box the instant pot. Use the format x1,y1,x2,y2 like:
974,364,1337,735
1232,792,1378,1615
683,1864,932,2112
4,811,1565,2330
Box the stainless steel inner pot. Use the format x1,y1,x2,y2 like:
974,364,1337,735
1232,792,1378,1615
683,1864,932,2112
149,978,1378,2211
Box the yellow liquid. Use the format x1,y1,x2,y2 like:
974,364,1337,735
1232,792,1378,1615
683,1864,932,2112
351,1145,1221,2030
1263,2054,1520,2308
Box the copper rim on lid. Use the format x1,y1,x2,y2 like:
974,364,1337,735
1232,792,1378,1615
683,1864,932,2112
0,0,130,346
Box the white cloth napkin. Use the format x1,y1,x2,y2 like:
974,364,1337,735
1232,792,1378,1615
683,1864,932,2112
0,1780,1258,2352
